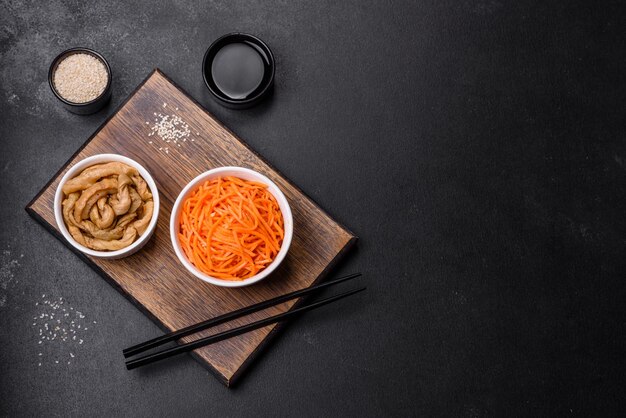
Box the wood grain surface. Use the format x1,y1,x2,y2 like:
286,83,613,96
26,69,356,386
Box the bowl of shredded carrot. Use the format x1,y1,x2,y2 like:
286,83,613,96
170,167,293,287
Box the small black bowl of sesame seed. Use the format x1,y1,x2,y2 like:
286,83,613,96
48,47,112,115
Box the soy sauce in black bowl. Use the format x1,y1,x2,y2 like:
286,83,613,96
203,33,275,109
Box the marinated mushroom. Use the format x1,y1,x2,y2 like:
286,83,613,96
89,197,115,229
61,162,154,251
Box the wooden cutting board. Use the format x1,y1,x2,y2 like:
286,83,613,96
26,69,356,386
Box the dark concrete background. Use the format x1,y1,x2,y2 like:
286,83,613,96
1,0,625,416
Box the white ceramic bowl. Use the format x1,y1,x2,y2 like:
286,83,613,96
54,154,160,259
170,166,293,288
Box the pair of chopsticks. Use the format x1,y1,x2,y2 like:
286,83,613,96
123,273,364,370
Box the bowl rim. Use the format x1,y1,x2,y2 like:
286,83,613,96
169,166,293,288
54,153,160,258
202,33,275,106
48,47,112,107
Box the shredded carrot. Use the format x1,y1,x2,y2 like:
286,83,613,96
178,176,284,280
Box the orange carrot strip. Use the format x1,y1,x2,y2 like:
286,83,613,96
177,176,284,280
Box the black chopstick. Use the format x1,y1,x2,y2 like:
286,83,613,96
125,286,365,370
123,272,362,358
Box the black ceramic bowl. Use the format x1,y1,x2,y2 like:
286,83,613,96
48,47,112,115
202,33,275,109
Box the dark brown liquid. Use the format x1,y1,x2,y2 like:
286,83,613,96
211,42,267,100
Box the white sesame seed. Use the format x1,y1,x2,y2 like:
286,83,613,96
52,54,108,103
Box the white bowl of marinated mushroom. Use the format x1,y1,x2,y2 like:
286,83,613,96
54,154,160,259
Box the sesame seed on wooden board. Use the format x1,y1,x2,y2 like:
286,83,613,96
145,106,195,155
